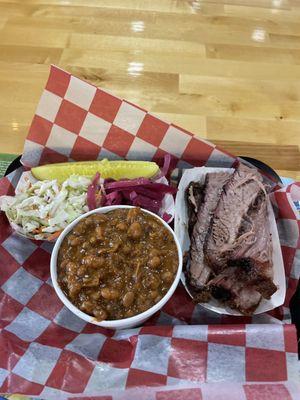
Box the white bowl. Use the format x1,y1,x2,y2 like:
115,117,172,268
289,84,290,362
51,205,182,329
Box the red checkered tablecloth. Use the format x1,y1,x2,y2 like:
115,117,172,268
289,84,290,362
0,66,299,399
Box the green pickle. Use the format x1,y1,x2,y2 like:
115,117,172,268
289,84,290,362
31,159,159,182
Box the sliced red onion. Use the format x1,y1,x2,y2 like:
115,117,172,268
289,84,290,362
92,172,100,186
143,183,177,195
105,182,176,195
105,177,151,190
162,212,172,222
87,169,175,222
87,184,97,210
133,187,165,201
87,172,100,210
105,191,122,206
155,153,172,180
129,191,138,201
132,194,161,214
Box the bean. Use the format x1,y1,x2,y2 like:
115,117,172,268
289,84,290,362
149,249,160,258
149,276,160,290
80,300,94,313
138,300,151,312
149,256,161,269
73,222,85,235
66,261,77,273
154,295,162,303
125,309,134,318
116,222,127,231
161,286,168,294
101,287,120,300
93,214,108,223
68,281,81,298
127,207,140,222
82,241,90,250
149,290,158,299
60,259,68,269
95,226,104,240
90,236,97,244
105,303,113,312
93,308,107,321
123,244,131,254
113,279,124,289
123,291,135,308
90,256,105,268
77,265,86,276
115,310,124,319
138,303,147,312
82,255,94,266
82,273,100,287
162,271,173,283
89,291,101,300
68,235,81,246
128,222,142,239
136,295,143,307
149,221,159,229
172,261,178,273
85,216,95,226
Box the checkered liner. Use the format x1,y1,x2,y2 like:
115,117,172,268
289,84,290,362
0,66,299,398
3,383,300,400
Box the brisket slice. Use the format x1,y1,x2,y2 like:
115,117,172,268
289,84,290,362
186,182,205,236
206,189,276,313
188,172,231,289
208,267,262,315
205,164,276,302
205,163,267,274
228,192,276,299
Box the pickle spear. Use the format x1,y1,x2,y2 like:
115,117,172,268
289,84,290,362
31,159,159,183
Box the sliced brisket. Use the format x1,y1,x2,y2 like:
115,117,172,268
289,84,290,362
188,172,231,289
186,181,205,236
205,163,267,274
185,163,276,315
228,193,276,299
208,267,262,315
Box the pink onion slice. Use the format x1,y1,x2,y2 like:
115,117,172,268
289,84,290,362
87,172,100,210
155,153,172,180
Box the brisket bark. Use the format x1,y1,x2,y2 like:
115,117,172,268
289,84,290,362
186,182,205,236
188,172,231,289
208,267,262,315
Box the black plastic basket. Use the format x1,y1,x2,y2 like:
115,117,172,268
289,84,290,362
4,155,300,354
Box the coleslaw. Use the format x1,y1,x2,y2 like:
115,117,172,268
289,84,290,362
0,175,91,240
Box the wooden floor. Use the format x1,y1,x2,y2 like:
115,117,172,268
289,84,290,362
0,0,299,179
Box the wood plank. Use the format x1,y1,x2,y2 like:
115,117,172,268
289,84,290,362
212,140,300,171
207,116,300,147
0,0,298,179
0,45,62,64
206,44,300,65
0,26,69,48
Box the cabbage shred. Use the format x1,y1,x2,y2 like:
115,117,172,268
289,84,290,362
0,175,91,239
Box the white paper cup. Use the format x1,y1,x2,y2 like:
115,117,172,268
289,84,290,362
51,205,182,329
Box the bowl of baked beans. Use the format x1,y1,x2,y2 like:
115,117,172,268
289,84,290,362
51,205,182,329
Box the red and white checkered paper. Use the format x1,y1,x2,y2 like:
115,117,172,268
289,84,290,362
0,66,299,398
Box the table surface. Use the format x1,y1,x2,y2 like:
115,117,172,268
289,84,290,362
0,0,299,180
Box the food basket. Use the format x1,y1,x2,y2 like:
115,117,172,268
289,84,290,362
0,66,299,399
